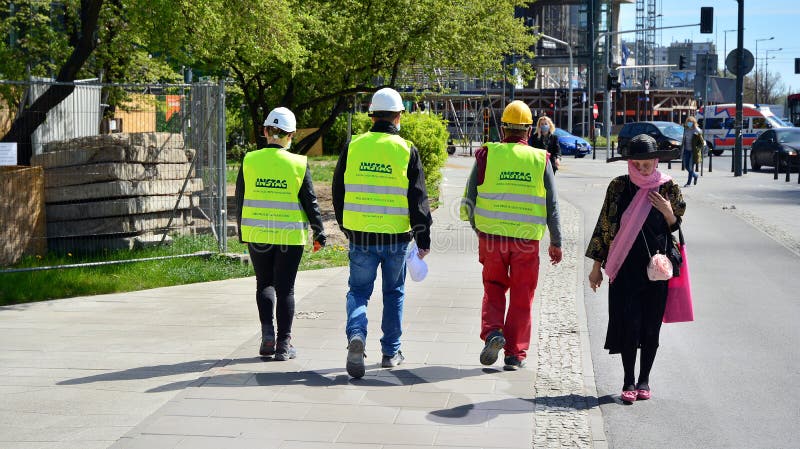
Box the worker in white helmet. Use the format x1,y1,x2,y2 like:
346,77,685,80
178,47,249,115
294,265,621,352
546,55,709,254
332,87,432,378
235,107,326,361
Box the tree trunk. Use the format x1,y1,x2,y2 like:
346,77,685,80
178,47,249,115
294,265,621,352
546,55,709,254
0,0,103,165
293,96,349,155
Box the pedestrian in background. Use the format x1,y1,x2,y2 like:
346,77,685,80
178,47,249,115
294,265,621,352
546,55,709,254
586,134,686,403
529,115,561,173
681,116,704,186
461,100,563,371
235,107,326,361
332,87,432,379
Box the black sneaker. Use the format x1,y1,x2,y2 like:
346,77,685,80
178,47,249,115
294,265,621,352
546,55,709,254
275,344,297,362
259,337,275,357
346,334,366,378
503,356,526,371
381,350,404,368
480,331,506,366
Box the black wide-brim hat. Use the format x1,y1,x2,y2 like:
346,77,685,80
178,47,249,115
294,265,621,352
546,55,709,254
608,134,678,162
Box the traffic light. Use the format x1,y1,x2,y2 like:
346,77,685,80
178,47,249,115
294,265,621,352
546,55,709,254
679,55,687,70
796,58,800,74
606,72,620,91
700,7,713,34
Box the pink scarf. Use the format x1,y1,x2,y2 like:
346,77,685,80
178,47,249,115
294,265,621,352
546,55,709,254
604,160,672,282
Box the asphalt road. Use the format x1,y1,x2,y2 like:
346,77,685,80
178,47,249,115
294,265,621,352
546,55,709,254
557,154,799,449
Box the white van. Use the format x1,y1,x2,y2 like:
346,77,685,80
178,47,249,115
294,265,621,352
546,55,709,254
697,103,787,155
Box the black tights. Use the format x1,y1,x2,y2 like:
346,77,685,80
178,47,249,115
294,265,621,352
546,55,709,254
622,344,658,388
248,243,304,342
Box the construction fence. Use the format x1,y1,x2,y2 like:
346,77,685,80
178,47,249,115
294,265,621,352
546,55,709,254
0,79,228,268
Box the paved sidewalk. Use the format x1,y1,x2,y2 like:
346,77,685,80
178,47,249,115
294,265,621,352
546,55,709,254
0,156,601,449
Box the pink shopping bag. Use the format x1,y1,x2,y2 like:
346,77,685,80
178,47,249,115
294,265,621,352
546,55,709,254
663,231,694,323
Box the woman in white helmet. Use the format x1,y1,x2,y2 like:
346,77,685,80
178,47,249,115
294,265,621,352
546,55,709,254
235,107,326,361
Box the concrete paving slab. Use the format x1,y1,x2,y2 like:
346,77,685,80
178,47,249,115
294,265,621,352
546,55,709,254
2,155,609,448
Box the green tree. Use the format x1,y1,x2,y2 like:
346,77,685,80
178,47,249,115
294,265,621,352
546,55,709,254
160,0,535,153
0,0,185,164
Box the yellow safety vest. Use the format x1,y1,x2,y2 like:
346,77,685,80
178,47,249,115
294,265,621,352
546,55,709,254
343,132,412,234
474,142,548,240
240,148,309,245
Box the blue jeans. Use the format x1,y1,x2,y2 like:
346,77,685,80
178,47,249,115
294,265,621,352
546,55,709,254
682,149,697,184
346,241,409,357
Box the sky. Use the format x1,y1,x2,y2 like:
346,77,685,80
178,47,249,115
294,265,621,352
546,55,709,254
618,0,800,94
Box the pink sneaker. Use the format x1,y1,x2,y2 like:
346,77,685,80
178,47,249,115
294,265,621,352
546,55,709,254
637,389,651,400
621,389,638,403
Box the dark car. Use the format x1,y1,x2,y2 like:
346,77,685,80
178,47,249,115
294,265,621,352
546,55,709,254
571,121,604,138
553,128,592,158
749,128,800,171
617,121,683,160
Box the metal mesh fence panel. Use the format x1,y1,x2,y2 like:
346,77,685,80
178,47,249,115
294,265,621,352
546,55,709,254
0,80,227,267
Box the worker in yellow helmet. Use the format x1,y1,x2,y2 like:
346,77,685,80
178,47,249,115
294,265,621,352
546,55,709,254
235,107,326,361
460,100,563,371
332,87,433,379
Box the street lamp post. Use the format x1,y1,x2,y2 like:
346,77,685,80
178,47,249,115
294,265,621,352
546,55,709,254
536,33,574,134
755,36,774,104
764,48,782,103
723,29,738,77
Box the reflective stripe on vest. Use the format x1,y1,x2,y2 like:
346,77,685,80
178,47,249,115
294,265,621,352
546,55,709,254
343,132,412,233
474,142,548,240
241,148,309,245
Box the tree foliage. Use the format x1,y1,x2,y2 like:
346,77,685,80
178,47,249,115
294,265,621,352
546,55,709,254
1,0,536,163
163,0,536,153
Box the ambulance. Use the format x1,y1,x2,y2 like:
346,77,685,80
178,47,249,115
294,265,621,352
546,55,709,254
696,103,787,155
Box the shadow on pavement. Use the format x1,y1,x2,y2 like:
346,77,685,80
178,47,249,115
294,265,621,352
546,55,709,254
427,393,616,425
137,361,506,392
57,358,264,385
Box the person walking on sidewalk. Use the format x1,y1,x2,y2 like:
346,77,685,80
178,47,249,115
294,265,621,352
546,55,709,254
586,134,686,403
529,115,561,173
461,100,563,371
332,87,432,379
681,116,704,187
235,107,326,361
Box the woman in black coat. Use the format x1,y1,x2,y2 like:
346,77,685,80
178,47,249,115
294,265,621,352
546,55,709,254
585,135,686,404
529,115,561,172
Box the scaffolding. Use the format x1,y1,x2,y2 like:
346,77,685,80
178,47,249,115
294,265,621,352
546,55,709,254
634,0,657,87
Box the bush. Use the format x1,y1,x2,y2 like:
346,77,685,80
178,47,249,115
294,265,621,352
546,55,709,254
323,112,372,155
398,112,449,201
228,142,257,163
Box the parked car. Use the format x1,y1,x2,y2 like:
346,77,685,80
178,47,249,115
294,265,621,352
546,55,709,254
749,128,800,171
553,128,592,158
571,121,604,138
617,121,683,160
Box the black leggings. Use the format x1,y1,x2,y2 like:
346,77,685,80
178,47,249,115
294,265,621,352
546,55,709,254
622,343,659,387
248,243,304,341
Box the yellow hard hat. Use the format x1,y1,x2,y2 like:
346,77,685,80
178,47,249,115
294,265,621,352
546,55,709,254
501,101,533,129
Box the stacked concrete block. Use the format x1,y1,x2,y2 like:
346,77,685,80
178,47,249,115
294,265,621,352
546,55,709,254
30,132,204,252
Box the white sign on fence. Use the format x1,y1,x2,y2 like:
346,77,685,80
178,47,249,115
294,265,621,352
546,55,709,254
0,142,17,166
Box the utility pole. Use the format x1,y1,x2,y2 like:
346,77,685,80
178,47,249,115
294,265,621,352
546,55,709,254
537,33,574,135
588,0,596,147
734,0,744,177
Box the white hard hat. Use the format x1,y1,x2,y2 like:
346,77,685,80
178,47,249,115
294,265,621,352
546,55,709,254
263,107,296,132
369,88,405,112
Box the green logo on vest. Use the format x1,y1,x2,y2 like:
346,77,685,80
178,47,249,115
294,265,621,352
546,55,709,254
499,171,532,182
255,178,288,189
359,161,393,174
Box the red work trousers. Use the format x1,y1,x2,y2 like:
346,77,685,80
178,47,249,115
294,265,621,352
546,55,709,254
478,236,540,360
